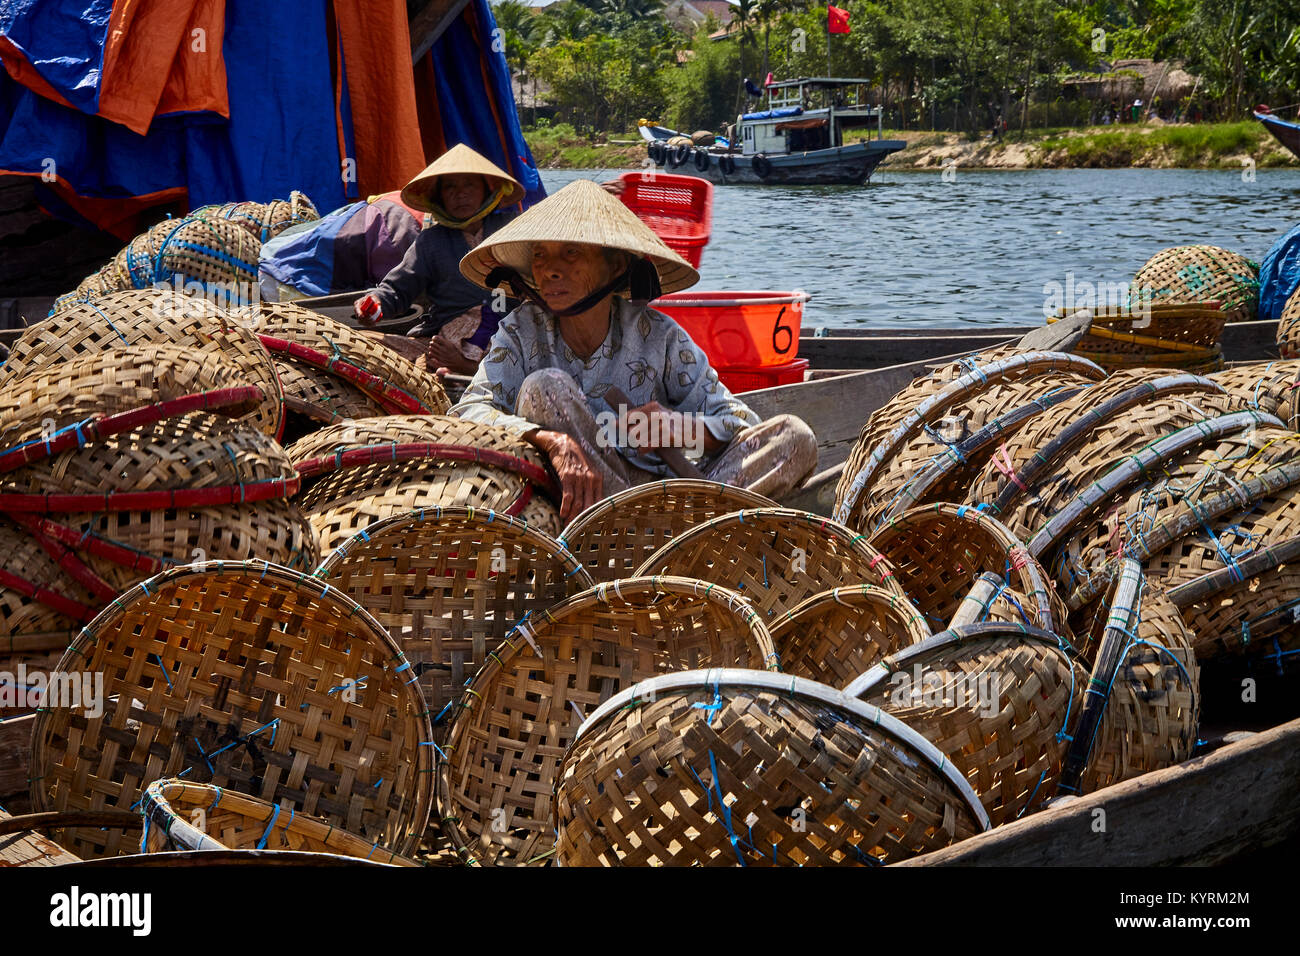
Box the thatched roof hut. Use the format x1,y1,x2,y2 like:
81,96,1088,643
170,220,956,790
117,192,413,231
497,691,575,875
1064,59,1201,102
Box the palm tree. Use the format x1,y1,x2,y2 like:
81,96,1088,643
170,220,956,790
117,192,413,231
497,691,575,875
732,0,760,115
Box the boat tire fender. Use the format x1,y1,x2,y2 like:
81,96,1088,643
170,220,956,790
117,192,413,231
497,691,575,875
648,141,665,165
694,149,710,171
753,153,773,178
670,144,691,167
719,155,736,175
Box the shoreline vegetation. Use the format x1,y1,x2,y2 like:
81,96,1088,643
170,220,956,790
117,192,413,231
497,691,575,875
525,120,1299,172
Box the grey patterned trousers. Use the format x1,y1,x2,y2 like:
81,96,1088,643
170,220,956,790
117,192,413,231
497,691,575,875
516,368,818,500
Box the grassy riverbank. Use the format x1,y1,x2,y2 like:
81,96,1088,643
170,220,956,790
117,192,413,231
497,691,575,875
525,121,1298,171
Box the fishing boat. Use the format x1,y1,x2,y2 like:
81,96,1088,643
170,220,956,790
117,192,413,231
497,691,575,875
1254,106,1300,161
641,77,905,185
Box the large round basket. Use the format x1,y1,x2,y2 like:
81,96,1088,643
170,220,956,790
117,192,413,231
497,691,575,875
1060,302,1227,374
438,576,777,866
845,622,1082,825
560,479,776,581
1277,288,1300,357
0,289,285,438
1058,559,1199,795
150,216,262,304
1210,361,1300,431
287,414,562,551
141,779,418,865
866,503,1067,643
30,561,434,859
767,584,930,687
1130,244,1259,322
555,668,990,866
834,351,1105,534
964,371,1234,543
314,507,593,744
236,301,449,422
635,507,903,623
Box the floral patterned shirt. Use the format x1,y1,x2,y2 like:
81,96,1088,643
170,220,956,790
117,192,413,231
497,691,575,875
449,297,761,474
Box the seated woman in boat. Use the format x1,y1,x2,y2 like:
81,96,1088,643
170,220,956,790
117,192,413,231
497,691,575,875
450,178,817,519
353,144,524,374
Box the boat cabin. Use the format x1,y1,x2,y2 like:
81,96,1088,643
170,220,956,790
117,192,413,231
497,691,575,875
736,78,885,156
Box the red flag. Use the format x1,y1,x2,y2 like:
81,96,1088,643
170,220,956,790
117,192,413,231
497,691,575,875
828,5,850,34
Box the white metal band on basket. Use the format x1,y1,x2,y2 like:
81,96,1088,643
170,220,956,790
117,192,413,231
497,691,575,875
573,666,993,833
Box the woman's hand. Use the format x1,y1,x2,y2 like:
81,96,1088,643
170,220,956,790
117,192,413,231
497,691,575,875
622,401,722,456
425,334,477,375
530,429,602,521
354,293,383,325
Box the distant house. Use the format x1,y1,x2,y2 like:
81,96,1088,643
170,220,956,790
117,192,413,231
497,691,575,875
1063,59,1201,105
663,0,735,34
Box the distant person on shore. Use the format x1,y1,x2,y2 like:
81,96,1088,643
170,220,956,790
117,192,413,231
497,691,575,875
353,144,524,375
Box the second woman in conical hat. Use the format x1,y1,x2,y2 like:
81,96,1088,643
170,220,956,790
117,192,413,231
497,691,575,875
354,143,525,374
450,178,816,519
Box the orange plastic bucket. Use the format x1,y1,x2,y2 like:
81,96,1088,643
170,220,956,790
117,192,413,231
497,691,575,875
652,291,808,367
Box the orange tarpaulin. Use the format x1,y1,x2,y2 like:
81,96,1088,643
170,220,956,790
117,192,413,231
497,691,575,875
332,0,426,198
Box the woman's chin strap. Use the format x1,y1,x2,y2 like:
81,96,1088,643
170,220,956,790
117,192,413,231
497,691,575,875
485,257,661,317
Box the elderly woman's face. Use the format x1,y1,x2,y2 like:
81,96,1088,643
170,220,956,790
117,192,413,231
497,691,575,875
439,174,489,220
531,241,618,313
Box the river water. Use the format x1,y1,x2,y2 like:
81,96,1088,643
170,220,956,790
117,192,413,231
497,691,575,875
541,167,1300,330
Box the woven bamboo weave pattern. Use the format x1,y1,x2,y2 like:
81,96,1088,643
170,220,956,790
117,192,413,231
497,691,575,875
847,623,1083,825
555,669,989,866
141,779,417,865
635,507,904,622
315,507,593,744
31,562,435,859
1131,245,1259,322
439,576,776,866
560,479,776,581
767,584,930,686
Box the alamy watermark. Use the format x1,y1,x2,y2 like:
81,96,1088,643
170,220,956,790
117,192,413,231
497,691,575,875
889,663,1001,717
595,405,707,456
1042,272,1154,324
0,665,104,717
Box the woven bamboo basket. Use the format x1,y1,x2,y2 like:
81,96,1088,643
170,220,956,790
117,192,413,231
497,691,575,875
193,191,320,243
1277,288,1300,357
287,415,561,552
314,506,593,744
1131,245,1260,322
1152,487,1300,660
845,622,1083,825
835,351,1106,534
555,668,990,866
559,479,777,581
635,507,904,624
866,502,1068,644
881,385,1087,520
1029,410,1282,585
0,288,285,439
964,370,1227,521
1059,559,1199,796
767,584,930,687
0,517,93,661
1210,361,1300,431
1058,424,1300,611
1057,301,1227,373
141,779,418,865
149,216,262,305
977,383,1242,546
438,576,777,866
236,301,449,419
30,561,434,859
277,361,380,436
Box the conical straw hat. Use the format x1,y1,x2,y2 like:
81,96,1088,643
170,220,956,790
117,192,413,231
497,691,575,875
459,178,700,295
401,143,525,212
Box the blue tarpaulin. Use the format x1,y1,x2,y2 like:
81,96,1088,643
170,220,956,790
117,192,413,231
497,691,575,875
1259,223,1300,321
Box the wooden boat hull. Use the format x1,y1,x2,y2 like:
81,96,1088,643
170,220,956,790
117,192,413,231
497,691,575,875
650,141,906,186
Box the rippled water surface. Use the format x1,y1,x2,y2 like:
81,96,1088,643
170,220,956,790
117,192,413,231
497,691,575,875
541,167,1300,329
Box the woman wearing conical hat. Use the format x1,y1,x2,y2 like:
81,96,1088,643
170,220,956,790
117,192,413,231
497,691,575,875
354,144,525,374
451,178,817,519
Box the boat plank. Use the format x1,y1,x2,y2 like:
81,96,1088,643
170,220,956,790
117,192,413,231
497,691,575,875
895,716,1300,866
0,715,32,801
0,809,80,867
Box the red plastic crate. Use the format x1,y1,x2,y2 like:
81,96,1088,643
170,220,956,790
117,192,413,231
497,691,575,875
617,172,712,267
718,357,809,393
653,290,808,367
